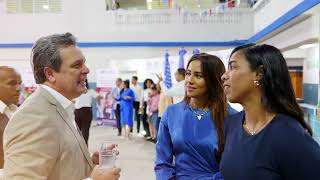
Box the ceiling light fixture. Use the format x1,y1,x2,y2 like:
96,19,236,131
298,43,318,49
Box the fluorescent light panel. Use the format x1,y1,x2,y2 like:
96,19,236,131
298,43,318,49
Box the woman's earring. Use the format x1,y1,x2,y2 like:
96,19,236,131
253,80,260,86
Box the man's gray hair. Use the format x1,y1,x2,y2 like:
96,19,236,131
31,32,77,84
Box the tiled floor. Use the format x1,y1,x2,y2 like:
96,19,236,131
88,124,156,180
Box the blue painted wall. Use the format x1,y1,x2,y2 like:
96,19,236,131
303,83,318,105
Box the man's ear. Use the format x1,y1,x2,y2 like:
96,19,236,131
43,67,56,83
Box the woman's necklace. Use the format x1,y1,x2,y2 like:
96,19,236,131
243,122,266,135
243,113,274,135
189,106,210,120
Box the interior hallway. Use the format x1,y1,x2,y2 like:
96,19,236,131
88,124,156,180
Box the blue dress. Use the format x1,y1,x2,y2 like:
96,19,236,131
220,111,320,180
116,89,135,128
155,101,237,180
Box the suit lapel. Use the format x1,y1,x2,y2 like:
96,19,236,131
39,87,94,168
55,106,94,168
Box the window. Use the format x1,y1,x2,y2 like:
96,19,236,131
6,0,61,14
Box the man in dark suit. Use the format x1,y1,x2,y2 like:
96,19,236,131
0,66,22,168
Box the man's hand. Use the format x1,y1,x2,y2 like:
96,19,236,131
91,167,121,180
92,144,119,165
123,96,131,100
91,152,99,165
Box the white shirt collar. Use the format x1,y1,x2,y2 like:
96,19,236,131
0,100,6,114
40,85,73,110
0,100,17,118
41,85,78,130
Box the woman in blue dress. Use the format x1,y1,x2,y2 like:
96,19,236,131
220,44,320,179
155,53,237,179
116,79,135,139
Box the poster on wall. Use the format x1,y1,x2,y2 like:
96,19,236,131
20,68,37,104
96,68,118,127
22,68,37,88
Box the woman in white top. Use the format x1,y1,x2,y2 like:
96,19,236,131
140,79,153,138
74,79,102,145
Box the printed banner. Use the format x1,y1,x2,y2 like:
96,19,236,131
19,68,37,105
95,68,118,127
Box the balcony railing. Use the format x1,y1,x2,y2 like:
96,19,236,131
106,0,254,11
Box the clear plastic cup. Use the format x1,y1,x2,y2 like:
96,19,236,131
98,143,116,170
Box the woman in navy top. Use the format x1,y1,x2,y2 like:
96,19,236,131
220,44,320,179
155,53,237,179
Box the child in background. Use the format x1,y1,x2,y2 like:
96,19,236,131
148,84,160,142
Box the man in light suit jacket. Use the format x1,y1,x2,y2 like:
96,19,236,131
3,33,121,180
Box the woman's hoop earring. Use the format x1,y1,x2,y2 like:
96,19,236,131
253,80,260,86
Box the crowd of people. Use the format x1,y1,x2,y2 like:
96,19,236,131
110,67,186,143
0,32,320,180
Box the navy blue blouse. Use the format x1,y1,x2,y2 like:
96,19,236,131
220,111,320,180
155,101,237,180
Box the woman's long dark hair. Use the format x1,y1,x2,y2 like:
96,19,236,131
143,79,154,89
123,79,130,89
184,53,228,162
230,44,312,135
120,80,130,95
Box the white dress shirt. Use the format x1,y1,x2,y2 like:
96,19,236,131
74,89,99,109
132,84,143,103
41,85,77,131
141,88,151,106
0,100,17,119
160,80,186,104
111,87,122,108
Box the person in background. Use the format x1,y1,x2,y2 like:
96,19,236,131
157,68,186,104
147,84,160,142
111,78,123,136
74,79,102,146
0,66,21,169
95,89,106,126
155,53,237,179
156,83,172,131
139,79,153,138
116,80,135,140
3,33,120,180
131,76,143,134
220,44,320,179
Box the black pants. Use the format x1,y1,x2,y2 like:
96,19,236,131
115,104,121,134
133,101,141,133
75,107,92,146
141,102,150,136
